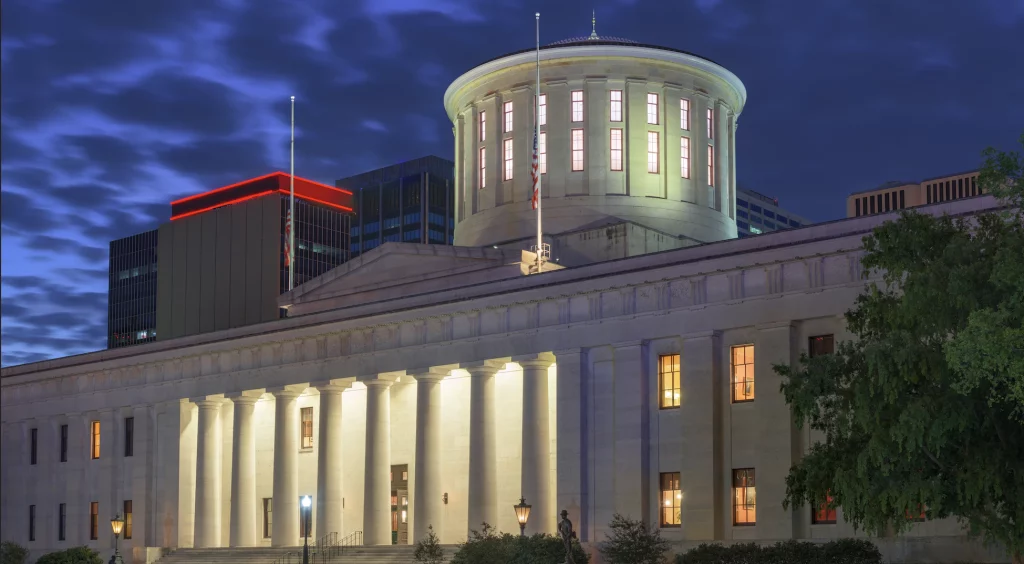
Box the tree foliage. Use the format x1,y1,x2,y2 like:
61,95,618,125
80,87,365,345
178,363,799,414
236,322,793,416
775,133,1024,562
34,547,103,564
0,542,28,564
413,525,445,564
450,522,589,564
597,514,671,564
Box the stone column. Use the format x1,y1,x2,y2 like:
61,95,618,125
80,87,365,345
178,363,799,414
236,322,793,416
228,393,259,547
612,342,648,520
271,387,302,546
515,353,556,535
193,397,224,548
314,381,350,540
410,368,448,541
755,322,796,539
680,332,722,540
363,379,394,546
462,360,504,535
553,349,586,540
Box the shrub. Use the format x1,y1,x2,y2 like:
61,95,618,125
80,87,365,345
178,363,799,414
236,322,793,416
450,522,589,564
414,525,445,564
599,514,671,564
0,542,28,564
675,540,883,564
675,542,734,564
34,546,103,564
819,538,882,564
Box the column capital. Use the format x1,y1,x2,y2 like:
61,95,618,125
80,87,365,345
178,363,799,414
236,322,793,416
267,385,307,399
513,352,555,370
362,377,396,389
225,390,264,403
461,358,507,376
191,395,226,408
407,365,457,382
310,379,354,394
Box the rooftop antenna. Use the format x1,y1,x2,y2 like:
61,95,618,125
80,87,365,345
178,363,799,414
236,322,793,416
589,9,598,39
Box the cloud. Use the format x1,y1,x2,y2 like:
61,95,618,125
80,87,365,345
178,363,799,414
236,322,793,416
362,119,389,132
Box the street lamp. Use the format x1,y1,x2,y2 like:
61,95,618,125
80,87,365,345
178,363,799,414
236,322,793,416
301,495,312,564
513,497,531,537
109,513,125,564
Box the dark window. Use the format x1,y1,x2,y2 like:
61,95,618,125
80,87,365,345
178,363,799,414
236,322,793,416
737,199,748,208
732,469,756,525
60,424,68,462
869,196,875,214
812,493,837,524
764,221,776,229
30,428,37,465
945,181,951,201
926,184,931,203
737,209,748,219
90,502,99,540
884,192,890,211
737,220,750,230
900,190,905,209
124,500,133,539
59,503,67,541
263,498,273,538
659,472,681,527
809,335,835,357
29,505,36,541
789,219,800,227
958,178,964,198
751,215,762,224
777,214,789,224
972,176,978,195
124,417,134,457
855,199,861,216
763,210,775,219
750,204,762,213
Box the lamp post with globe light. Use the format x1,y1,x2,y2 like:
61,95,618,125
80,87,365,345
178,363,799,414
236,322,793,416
513,497,531,537
301,495,312,564
109,513,125,564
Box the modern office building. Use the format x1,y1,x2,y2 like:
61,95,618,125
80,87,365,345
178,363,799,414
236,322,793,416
107,229,159,348
339,156,455,258
735,188,809,237
846,170,984,217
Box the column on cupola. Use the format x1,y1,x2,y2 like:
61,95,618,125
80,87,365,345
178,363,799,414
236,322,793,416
515,352,556,535
313,380,351,540
462,359,505,535
715,99,731,218
193,396,225,548
271,386,305,546
409,367,450,542
693,92,712,209
362,377,396,546
227,392,260,547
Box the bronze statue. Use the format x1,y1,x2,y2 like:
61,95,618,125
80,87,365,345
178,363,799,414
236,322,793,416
558,509,576,564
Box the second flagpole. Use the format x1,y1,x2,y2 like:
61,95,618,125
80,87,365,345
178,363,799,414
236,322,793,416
289,95,296,291
535,12,543,272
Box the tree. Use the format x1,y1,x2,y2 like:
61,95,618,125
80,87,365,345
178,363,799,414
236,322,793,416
413,525,445,564
34,547,103,564
0,542,28,564
598,514,671,564
775,132,1024,563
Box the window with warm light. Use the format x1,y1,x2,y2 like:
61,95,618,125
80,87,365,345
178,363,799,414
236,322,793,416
680,99,690,130
263,498,273,538
907,505,927,522
301,407,314,449
610,90,623,122
647,132,660,173
479,111,486,141
707,145,715,187
539,132,547,174
809,335,835,357
571,129,584,171
812,493,836,524
707,108,714,139
90,501,99,540
503,138,514,181
733,469,756,525
571,90,584,122
658,354,680,409
647,93,659,124
538,94,547,126
731,345,754,402
503,101,513,133
610,129,623,171
124,500,133,539
479,147,486,189
91,421,100,459
680,137,690,179
660,472,681,527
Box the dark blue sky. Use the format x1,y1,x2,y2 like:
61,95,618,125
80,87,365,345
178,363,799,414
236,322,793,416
2,0,1023,367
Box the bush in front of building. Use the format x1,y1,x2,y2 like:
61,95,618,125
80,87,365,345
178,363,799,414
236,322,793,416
413,525,445,564
33,546,103,564
0,541,29,564
450,522,589,564
598,514,672,564
676,539,881,564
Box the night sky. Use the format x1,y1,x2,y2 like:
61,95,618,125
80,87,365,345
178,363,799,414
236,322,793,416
2,0,1022,367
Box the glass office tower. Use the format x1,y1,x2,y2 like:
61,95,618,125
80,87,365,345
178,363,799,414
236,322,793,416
107,229,159,348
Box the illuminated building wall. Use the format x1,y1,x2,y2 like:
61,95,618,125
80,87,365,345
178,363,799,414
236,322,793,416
107,229,159,348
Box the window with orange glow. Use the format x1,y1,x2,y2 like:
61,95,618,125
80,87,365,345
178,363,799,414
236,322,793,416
610,129,623,171
301,407,314,449
90,502,99,540
731,345,754,402
732,469,756,525
91,421,101,459
812,493,837,524
660,472,681,527
708,145,715,187
658,354,680,409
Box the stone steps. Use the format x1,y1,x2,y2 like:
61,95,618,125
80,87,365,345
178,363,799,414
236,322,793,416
155,545,458,564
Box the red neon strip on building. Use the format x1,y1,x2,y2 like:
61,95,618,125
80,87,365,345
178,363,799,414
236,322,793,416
170,172,353,206
170,191,276,220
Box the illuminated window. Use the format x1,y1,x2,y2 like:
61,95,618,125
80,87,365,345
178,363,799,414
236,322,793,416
658,354,680,409
707,145,715,187
809,335,835,357
479,147,486,189
539,132,547,174
680,99,690,130
571,90,584,122
478,111,486,141
707,108,714,139
680,137,690,179
812,493,836,525
571,129,584,171
610,90,623,122
731,345,754,402
538,94,547,126
732,469,756,525
123,500,133,539
610,129,623,171
263,499,273,538
504,101,513,133
503,138,514,181
402,470,408,480
91,421,100,459
647,132,660,173
660,472,682,527
647,93,659,124
90,502,99,540
301,407,313,449
907,505,927,522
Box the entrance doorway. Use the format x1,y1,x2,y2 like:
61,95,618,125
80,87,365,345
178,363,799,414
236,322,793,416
390,464,409,545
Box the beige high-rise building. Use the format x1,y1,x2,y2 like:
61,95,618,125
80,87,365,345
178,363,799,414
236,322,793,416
846,170,985,218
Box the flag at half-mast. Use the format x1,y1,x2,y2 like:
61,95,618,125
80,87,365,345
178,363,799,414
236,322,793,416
284,207,293,267
531,125,540,210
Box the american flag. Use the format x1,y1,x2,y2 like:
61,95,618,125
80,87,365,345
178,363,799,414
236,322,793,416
531,127,540,210
284,207,292,268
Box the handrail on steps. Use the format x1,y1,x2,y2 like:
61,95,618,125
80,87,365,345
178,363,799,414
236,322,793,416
270,531,362,564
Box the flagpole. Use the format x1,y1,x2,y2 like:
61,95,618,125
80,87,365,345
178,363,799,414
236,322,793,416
535,12,543,272
289,95,296,291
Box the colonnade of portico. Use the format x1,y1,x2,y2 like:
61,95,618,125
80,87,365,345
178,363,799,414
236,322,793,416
187,353,559,548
